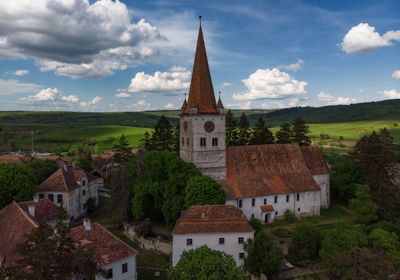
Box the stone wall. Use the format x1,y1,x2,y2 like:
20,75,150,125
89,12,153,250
123,223,172,255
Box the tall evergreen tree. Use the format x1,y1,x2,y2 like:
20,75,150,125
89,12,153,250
225,110,238,146
275,122,293,144
250,117,274,145
237,113,250,146
151,115,174,151
112,134,132,165
140,131,153,151
292,116,311,146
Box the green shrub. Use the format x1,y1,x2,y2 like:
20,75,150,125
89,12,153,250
284,210,295,223
272,228,292,238
249,218,263,234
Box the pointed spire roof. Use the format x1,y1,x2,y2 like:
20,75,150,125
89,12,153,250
217,91,224,109
184,23,218,114
181,94,188,110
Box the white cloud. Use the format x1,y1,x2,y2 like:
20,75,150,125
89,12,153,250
358,89,364,93
61,95,79,103
221,82,233,88
164,103,177,110
278,59,304,72
0,79,42,95
0,0,162,78
115,92,131,98
260,101,285,109
341,23,400,54
80,96,102,108
20,88,59,102
318,91,356,105
392,70,400,80
128,66,190,94
13,69,29,76
227,101,252,110
379,89,400,99
233,68,307,100
288,98,299,107
128,100,151,111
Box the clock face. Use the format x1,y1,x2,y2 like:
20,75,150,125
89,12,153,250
183,121,188,132
204,121,215,132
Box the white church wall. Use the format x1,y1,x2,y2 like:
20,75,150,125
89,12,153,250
313,174,330,208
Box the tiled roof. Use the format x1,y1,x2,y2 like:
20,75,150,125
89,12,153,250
0,201,38,265
219,144,321,200
36,155,60,161
182,26,218,115
216,97,224,109
260,205,274,212
181,98,188,110
300,146,330,175
0,154,32,164
70,223,138,267
172,205,254,235
18,199,59,223
38,166,80,192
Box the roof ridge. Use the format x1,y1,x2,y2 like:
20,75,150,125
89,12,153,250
92,223,138,255
14,201,38,228
60,167,70,192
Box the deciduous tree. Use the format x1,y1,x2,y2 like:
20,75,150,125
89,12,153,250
184,176,226,208
349,184,377,224
288,223,322,264
225,110,238,146
250,117,274,145
237,113,250,146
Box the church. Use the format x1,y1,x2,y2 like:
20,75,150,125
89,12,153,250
179,22,330,224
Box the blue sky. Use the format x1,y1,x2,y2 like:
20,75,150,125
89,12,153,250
0,0,399,111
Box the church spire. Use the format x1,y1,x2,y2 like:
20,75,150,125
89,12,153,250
184,18,218,115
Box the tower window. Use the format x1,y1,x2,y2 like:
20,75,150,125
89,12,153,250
286,195,289,203
264,198,267,205
200,138,206,147
297,193,300,201
252,198,255,207
212,138,218,146
274,196,277,204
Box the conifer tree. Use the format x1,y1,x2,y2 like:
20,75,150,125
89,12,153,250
140,131,153,151
113,134,132,165
225,110,238,146
292,116,311,146
250,117,274,145
275,122,293,144
151,114,174,151
237,113,250,146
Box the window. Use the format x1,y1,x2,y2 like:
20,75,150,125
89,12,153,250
275,211,278,215
286,195,289,203
48,194,54,202
39,193,44,199
239,252,245,259
274,196,277,204
106,268,113,279
187,138,189,145
297,193,300,201
122,263,128,273
212,138,218,146
298,207,300,212
82,180,86,186
57,194,62,203
238,200,242,208
252,198,255,207
238,237,244,244
182,137,184,146
83,189,86,196
186,238,193,246
264,198,267,205
200,137,206,147
219,238,225,245
83,203,87,210
251,214,254,218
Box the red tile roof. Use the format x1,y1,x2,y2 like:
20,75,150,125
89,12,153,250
182,26,219,115
300,146,330,175
216,97,224,109
18,199,60,223
260,205,274,212
172,205,254,235
70,223,138,267
219,144,322,199
0,154,32,164
0,201,38,265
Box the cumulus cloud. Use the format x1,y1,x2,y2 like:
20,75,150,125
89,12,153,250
80,96,102,108
278,59,304,72
115,92,131,98
227,101,252,110
318,91,356,105
288,98,299,107
379,89,400,99
260,101,284,109
13,69,29,76
164,103,177,110
233,68,307,100
128,100,152,111
392,70,400,80
221,82,233,88
341,23,400,54
128,66,190,94
0,79,42,95
0,0,162,78
20,88,59,102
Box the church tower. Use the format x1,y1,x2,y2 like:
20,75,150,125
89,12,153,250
179,19,226,180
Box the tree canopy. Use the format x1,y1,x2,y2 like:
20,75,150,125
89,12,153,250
237,113,250,146
250,117,274,145
25,159,59,185
112,134,133,165
292,116,311,146
275,122,293,144
184,176,226,208
349,184,377,224
225,110,238,146
288,223,322,264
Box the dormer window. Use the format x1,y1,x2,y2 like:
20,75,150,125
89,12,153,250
190,108,198,114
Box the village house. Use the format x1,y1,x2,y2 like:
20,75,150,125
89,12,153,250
0,198,60,265
37,164,103,220
172,205,254,266
179,22,330,224
71,219,139,280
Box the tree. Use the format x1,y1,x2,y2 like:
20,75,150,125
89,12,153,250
249,218,262,234
75,146,92,171
0,163,36,209
288,223,322,264
243,232,284,277
250,117,274,145
349,184,377,224
1,128,8,143
110,165,131,223
140,131,153,151
25,159,59,185
113,134,132,165
184,176,226,208
275,122,293,144
151,115,174,151
330,160,363,203
369,228,400,264
292,116,311,146
237,113,250,146
225,110,238,146
168,246,246,280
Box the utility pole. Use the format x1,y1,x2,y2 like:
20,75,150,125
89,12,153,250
31,131,34,156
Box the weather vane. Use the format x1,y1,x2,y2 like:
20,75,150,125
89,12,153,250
199,15,202,27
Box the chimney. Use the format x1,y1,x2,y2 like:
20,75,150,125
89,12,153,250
33,194,39,203
28,204,35,217
83,218,91,231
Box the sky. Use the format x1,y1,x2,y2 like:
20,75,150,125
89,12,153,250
0,0,399,112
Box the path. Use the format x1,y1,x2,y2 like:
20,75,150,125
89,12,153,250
271,267,328,280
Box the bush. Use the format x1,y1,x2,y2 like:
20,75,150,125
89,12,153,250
86,197,97,214
137,218,154,238
272,228,292,238
288,224,322,266
284,210,296,223
249,218,263,234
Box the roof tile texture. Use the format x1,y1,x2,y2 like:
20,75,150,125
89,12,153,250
18,198,59,223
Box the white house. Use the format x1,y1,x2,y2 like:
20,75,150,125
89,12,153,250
71,219,139,280
172,205,255,266
37,164,102,220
